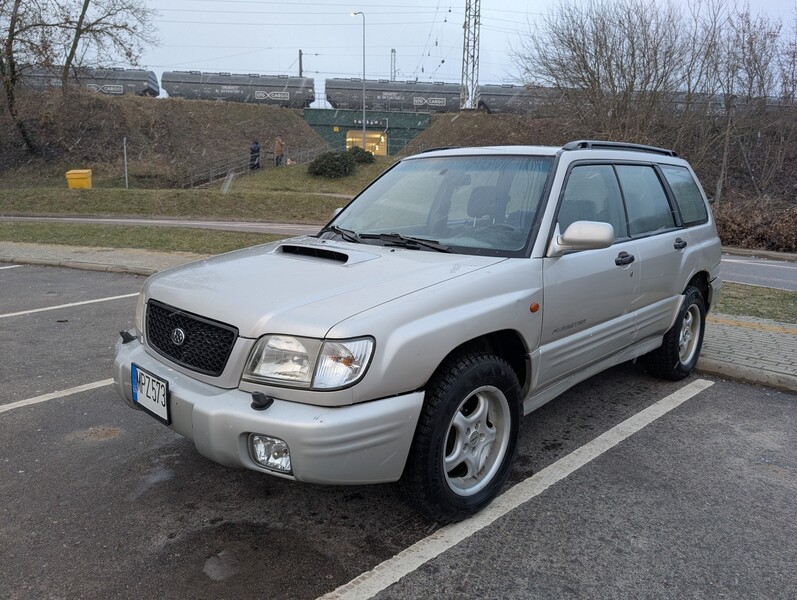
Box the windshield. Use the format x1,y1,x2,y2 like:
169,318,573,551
325,154,553,257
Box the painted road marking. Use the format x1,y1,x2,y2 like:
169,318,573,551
0,379,114,415
0,265,22,270
0,293,137,319
722,259,797,271
320,379,715,600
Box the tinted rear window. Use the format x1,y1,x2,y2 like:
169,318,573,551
661,165,709,226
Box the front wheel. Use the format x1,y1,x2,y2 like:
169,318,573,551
644,285,706,380
402,353,521,523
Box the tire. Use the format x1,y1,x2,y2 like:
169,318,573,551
401,353,522,523
645,285,706,380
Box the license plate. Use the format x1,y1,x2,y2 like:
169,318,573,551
132,364,170,424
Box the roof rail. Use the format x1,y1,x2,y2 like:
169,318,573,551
419,146,459,153
563,140,677,157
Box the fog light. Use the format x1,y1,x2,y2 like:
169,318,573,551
249,434,292,473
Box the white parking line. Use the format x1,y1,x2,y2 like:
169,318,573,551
722,258,797,270
0,264,22,270
0,293,137,319
320,378,715,600
0,379,114,415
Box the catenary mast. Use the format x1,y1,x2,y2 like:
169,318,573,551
460,0,481,109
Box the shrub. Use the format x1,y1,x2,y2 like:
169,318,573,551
347,145,375,164
307,151,356,178
713,199,797,253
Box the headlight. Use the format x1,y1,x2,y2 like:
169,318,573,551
314,338,374,389
244,335,374,390
135,293,146,337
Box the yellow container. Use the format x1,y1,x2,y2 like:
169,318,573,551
65,169,92,189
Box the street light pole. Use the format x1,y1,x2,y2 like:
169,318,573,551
352,11,366,150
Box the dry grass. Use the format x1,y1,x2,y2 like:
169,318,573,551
0,222,284,254
715,282,797,323
0,187,342,223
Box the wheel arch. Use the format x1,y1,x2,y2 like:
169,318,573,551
687,271,711,309
427,329,529,397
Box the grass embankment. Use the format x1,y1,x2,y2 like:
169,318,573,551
0,158,393,256
0,222,284,255
0,160,394,222
0,187,342,223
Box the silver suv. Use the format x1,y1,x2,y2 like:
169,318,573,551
114,140,721,522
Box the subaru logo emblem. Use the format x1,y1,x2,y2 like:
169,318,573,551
171,327,186,346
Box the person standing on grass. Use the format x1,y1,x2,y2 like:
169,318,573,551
250,140,261,170
274,135,285,166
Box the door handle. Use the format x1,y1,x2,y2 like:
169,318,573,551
674,238,687,250
615,251,635,266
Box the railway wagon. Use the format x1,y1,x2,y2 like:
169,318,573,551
162,71,315,107
477,84,560,113
326,78,461,113
21,67,159,97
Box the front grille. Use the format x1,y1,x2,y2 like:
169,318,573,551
146,300,238,376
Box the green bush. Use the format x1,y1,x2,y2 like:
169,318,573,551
308,151,356,178
347,146,375,164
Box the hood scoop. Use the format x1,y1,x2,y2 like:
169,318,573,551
276,243,380,266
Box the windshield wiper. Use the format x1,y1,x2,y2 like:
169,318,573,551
317,225,363,244
360,232,452,253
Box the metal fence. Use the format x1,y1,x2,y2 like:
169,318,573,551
182,143,338,188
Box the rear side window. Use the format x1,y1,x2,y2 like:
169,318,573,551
616,165,676,236
559,165,627,239
661,165,709,226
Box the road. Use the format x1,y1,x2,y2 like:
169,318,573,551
3,216,796,291
0,215,321,237
721,254,797,291
1,264,795,599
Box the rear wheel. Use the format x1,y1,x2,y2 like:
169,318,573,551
645,286,706,380
402,353,521,523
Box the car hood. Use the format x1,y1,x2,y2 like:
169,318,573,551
143,237,506,338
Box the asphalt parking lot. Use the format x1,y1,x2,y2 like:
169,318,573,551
1,264,795,600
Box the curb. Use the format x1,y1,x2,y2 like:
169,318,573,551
721,246,797,262
1,256,157,276
697,358,797,393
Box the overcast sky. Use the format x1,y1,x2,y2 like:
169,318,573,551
141,0,796,106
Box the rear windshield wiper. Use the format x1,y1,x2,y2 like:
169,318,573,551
317,225,363,244
360,232,452,253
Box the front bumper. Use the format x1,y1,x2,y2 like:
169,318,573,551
708,275,722,312
113,336,424,484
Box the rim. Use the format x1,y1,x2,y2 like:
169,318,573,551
678,303,702,364
442,385,511,496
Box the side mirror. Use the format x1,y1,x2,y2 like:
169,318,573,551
547,221,614,257
332,207,343,218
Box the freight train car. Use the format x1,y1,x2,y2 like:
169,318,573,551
477,84,560,113
21,67,159,97
326,78,461,113
162,71,315,107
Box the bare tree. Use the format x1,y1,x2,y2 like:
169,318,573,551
714,6,787,201
725,9,782,103
511,0,691,136
778,9,797,103
58,0,156,90
0,0,53,151
0,0,155,154
512,0,795,203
